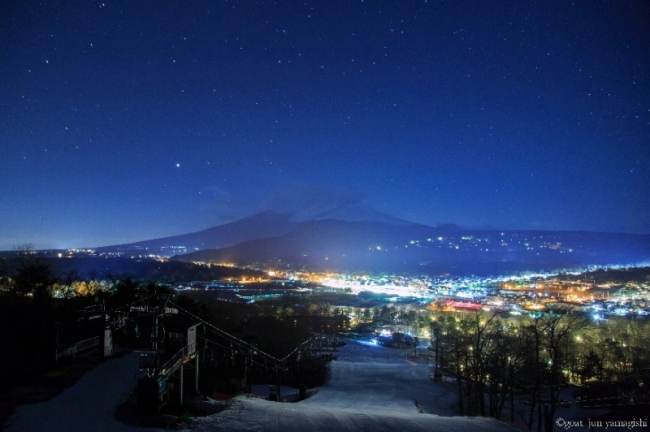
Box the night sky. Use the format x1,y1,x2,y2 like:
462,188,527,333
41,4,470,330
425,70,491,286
1,1,649,250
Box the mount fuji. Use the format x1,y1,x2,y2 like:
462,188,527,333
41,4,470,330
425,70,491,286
96,203,650,275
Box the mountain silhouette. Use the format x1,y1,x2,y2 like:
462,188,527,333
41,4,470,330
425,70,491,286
96,204,650,275
96,203,414,256
175,222,650,275
96,210,295,255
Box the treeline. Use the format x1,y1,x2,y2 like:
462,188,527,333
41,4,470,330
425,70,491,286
7,255,264,284
0,250,178,390
257,296,650,431
561,266,650,284
0,250,332,394
429,311,650,432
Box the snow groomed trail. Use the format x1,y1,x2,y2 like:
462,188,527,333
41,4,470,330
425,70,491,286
8,341,517,432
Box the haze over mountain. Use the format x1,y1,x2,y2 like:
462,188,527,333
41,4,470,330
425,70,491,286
97,211,296,256
97,202,650,276
176,220,650,275
96,201,417,255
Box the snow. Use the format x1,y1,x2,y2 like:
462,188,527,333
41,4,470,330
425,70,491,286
6,352,143,432
290,203,412,226
7,342,516,432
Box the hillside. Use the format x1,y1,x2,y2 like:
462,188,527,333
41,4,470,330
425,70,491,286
93,204,650,275
7,341,518,432
177,220,650,274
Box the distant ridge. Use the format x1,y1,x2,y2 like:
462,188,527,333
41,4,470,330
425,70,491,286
96,210,296,255
95,203,650,275
175,223,650,275
95,203,415,256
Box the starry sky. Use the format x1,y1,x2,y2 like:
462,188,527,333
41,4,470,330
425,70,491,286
1,1,649,250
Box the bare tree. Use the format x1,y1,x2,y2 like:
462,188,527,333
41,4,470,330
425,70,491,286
517,309,588,432
486,318,527,422
12,244,56,299
439,311,504,417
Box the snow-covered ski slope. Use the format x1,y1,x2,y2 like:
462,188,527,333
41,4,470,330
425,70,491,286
8,340,516,432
